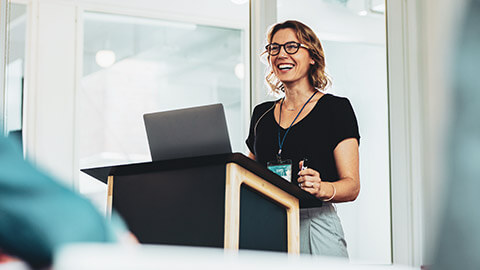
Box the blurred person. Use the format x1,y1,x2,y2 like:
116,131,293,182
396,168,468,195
434,0,480,269
246,20,360,257
0,135,128,268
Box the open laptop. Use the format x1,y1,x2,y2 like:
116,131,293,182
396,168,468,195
143,103,232,161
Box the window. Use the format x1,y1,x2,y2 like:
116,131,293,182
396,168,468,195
79,11,248,209
4,3,26,146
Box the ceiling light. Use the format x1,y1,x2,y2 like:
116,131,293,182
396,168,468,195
234,63,245,80
358,10,368,16
95,50,116,68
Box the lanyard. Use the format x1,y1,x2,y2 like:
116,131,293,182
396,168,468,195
277,91,318,160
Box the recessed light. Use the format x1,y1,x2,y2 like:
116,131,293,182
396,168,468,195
95,50,116,68
358,10,368,16
234,63,245,79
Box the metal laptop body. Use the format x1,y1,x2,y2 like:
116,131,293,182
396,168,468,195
143,104,232,161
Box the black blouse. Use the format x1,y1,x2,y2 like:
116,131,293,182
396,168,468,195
246,93,360,185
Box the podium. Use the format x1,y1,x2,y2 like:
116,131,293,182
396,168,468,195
82,153,322,254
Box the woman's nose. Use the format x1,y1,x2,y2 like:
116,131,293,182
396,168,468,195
278,46,288,57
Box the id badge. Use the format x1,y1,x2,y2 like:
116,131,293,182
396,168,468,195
267,159,292,182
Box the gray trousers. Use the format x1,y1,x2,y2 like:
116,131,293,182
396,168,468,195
300,203,349,258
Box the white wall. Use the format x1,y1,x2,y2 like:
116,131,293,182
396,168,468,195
324,41,390,264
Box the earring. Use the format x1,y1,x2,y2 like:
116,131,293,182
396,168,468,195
310,61,315,65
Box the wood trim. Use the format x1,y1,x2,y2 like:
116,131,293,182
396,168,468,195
224,163,300,254
106,175,114,219
224,163,241,250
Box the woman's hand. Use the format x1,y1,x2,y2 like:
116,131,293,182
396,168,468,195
297,160,335,200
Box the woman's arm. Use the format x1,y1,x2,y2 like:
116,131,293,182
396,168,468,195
298,138,360,202
329,137,360,202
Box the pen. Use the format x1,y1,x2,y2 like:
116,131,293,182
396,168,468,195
299,158,308,188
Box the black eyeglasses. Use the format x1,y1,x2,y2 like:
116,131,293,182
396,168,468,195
265,41,309,56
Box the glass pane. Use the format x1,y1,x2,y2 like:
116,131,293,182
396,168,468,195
276,0,390,263
5,3,26,146
79,12,247,209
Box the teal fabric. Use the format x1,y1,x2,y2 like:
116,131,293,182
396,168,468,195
0,136,117,267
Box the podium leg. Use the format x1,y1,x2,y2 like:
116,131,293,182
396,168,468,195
106,175,114,219
224,163,300,254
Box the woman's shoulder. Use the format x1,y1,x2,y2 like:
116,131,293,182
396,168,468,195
321,93,354,110
322,93,351,103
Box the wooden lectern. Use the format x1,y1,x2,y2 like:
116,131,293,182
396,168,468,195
82,153,322,254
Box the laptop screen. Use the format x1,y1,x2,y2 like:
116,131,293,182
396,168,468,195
143,104,232,161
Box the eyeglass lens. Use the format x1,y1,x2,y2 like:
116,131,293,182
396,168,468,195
268,42,300,56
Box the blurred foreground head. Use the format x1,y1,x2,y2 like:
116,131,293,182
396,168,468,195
0,136,122,268
434,0,480,269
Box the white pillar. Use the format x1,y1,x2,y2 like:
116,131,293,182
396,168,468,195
249,0,276,109
0,0,7,134
24,0,78,187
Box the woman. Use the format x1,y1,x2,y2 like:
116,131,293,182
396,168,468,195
246,20,360,257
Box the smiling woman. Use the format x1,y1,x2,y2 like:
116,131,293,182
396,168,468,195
246,20,360,257
268,0,390,263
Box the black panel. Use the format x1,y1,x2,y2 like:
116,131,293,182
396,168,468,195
239,184,287,252
113,164,226,248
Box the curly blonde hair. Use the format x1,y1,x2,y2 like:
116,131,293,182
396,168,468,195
265,20,331,93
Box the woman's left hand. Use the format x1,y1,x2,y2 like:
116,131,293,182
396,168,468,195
297,160,324,198
297,167,322,197
297,160,335,200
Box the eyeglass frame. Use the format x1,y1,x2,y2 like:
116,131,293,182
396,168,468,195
264,41,310,56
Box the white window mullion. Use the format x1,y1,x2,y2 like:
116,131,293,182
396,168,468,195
24,0,77,187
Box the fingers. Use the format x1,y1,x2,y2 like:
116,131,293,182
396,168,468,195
298,173,319,187
297,169,321,186
297,168,319,178
297,174,317,184
298,180,316,189
299,181,319,196
297,167,321,195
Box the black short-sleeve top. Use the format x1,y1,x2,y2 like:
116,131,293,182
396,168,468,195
245,93,360,185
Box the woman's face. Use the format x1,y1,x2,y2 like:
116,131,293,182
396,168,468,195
269,28,313,88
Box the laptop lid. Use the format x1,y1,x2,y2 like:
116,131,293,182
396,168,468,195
143,104,232,161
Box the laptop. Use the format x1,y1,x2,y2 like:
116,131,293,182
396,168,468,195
143,104,232,161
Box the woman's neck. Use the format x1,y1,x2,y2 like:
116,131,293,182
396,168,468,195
283,84,317,110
